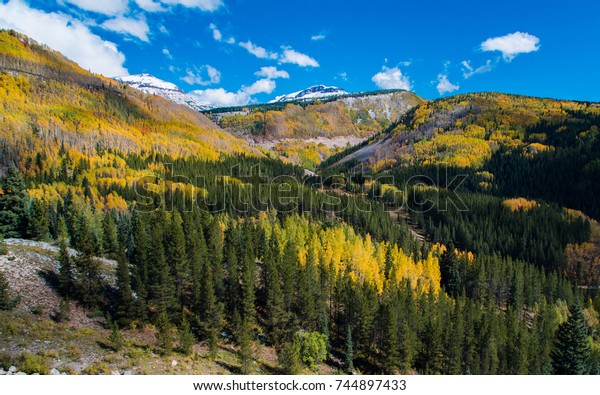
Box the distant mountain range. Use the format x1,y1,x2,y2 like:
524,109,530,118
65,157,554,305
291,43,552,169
114,75,352,111
114,74,216,112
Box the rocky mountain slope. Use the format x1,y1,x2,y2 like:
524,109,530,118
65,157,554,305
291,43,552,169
208,89,423,168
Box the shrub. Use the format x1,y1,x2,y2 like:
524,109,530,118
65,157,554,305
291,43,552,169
81,361,111,375
20,352,50,374
0,271,19,310
108,322,124,351
0,352,17,369
55,298,71,322
293,330,328,370
32,304,44,316
65,344,82,361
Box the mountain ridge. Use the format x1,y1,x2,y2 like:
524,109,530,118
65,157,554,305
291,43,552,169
114,73,216,112
269,84,348,103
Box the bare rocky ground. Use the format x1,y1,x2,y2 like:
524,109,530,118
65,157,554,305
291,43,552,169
257,136,366,150
0,239,332,375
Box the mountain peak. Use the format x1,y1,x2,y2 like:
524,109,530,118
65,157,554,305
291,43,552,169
115,73,182,93
270,85,348,103
114,74,215,111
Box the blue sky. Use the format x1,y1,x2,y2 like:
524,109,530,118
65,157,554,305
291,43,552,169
1,0,599,106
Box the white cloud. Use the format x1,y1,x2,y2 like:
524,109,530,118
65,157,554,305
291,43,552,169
160,0,223,11
63,0,128,16
371,66,411,90
481,32,540,61
189,89,250,107
101,15,150,42
279,47,319,67
181,65,221,86
134,0,165,12
162,48,172,58
209,23,235,44
209,23,222,41
239,41,278,59
436,74,459,95
243,79,276,95
206,65,220,82
461,60,493,79
159,25,169,34
311,33,326,41
0,0,127,76
189,70,285,107
255,66,289,79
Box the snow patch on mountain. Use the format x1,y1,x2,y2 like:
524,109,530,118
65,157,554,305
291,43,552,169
270,85,348,103
114,73,216,112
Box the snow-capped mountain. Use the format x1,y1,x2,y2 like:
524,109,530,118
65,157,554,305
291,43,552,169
270,85,348,103
114,73,215,112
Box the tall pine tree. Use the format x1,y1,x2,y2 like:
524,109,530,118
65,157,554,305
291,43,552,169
551,301,592,374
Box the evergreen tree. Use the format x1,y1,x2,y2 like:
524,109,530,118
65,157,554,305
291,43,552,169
418,316,444,374
207,218,225,298
278,341,302,374
199,254,224,359
166,211,190,306
263,233,287,344
115,246,135,326
224,234,241,318
27,199,49,241
156,312,175,356
131,214,150,320
183,211,205,312
297,246,319,330
241,250,257,330
238,318,254,375
178,313,195,356
238,250,256,375
281,239,297,311
440,244,461,298
74,213,102,308
56,217,75,296
0,166,29,238
102,212,119,260
551,301,592,374
147,211,176,317
344,326,354,373
381,302,400,374
508,268,524,314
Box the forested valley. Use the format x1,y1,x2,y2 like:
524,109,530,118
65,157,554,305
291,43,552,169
0,29,599,375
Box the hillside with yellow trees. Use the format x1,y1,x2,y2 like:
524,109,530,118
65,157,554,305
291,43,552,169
324,92,600,219
0,29,258,173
